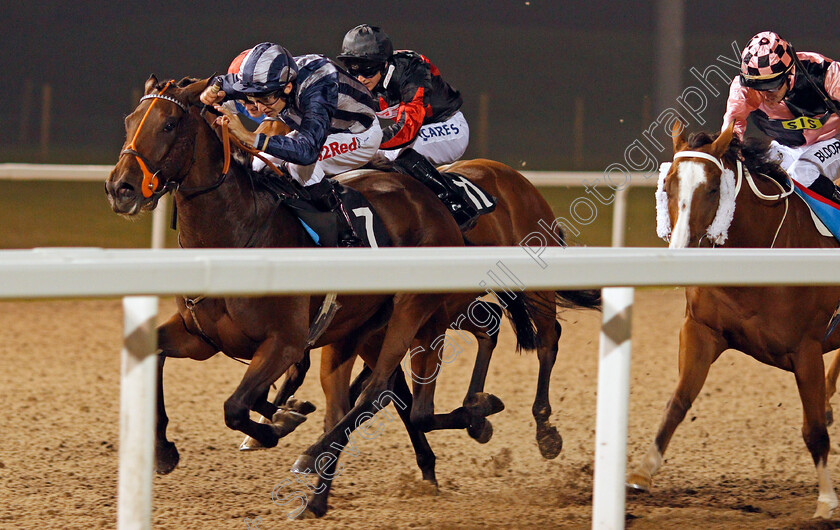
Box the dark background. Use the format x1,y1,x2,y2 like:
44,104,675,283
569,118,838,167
2,1,839,170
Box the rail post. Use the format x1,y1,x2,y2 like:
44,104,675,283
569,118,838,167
117,296,159,530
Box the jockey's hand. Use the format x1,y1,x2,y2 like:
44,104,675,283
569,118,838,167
213,104,257,146
200,83,226,105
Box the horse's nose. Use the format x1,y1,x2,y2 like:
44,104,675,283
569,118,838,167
106,169,139,212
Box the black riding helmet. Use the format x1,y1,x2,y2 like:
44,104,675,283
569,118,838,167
338,24,393,76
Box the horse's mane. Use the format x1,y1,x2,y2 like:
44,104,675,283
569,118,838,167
147,77,198,91
686,131,789,186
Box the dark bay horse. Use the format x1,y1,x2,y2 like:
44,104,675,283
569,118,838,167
105,76,598,515
626,121,840,519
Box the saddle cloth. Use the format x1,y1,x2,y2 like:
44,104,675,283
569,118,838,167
443,171,497,217
285,182,392,248
791,180,840,242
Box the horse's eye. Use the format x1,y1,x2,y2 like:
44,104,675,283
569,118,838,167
162,121,176,133
709,187,719,195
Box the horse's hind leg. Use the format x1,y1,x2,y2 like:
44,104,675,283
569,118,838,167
532,313,564,459
406,320,504,435
824,350,840,426
458,301,503,443
626,317,725,491
793,344,838,519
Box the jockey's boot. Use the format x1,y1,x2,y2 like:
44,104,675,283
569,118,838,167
394,148,479,231
807,175,840,207
306,179,365,247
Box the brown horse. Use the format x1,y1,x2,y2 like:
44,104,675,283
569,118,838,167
105,76,598,515
626,121,840,518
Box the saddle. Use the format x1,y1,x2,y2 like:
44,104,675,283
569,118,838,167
256,173,391,248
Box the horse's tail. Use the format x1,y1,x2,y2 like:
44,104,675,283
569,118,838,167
495,290,540,352
544,213,602,311
556,289,602,311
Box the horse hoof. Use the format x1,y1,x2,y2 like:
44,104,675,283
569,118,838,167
271,410,308,438
239,436,266,451
467,419,494,444
536,423,563,459
291,454,317,474
813,500,835,519
240,415,272,450
286,397,317,416
626,472,652,493
291,502,326,520
155,442,180,475
464,392,505,417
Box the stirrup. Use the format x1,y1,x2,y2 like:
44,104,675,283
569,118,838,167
443,197,479,231
338,235,365,247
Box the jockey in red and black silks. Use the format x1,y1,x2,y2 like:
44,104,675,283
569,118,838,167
336,24,482,231
338,25,468,166
723,31,840,205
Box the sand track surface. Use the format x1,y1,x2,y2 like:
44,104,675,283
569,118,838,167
1,290,837,528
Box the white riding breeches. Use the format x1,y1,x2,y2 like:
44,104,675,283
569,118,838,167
768,136,840,187
380,111,470,165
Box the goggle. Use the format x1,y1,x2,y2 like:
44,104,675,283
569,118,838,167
740,65,792,92
246,91,283,106
347,63,383,79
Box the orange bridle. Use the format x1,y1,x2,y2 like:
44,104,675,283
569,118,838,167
120,81,189,198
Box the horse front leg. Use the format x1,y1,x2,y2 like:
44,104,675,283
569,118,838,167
154,354,179,474
291,293,443,475
155,313,217,474
224,336,305,449
824,350,840,426
240,351,315,451
626,317,725,492
291,343,356,519
793,343,838,519
360,328,438,483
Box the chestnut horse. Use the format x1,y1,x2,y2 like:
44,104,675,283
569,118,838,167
626,121,840,518
106,76,598,515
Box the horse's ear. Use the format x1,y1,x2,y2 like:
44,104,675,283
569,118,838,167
181,77,213,105
671,119,687,153
712,121,735,157
144,74,158,95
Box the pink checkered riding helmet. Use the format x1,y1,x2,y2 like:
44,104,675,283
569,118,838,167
739,31,795,91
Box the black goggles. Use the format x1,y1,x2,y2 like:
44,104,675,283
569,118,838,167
346,62,383,78
740,69,791,92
